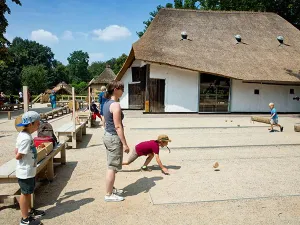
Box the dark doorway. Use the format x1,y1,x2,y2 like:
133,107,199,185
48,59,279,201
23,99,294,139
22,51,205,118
128,66,146,109
149,79,165,112
199,74,230,112
128,83,144,109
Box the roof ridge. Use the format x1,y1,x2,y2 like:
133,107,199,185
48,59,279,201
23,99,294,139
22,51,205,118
161,8,276,15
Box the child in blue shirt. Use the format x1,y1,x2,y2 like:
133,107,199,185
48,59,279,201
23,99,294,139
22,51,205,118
269,103,283,132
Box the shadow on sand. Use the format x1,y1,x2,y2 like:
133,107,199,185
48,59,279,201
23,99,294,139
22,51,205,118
42,189,94,220
35,161,78,207
122,176,163,197
34,161,95,219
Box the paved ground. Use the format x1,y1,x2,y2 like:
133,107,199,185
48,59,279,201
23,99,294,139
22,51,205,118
1,105,300,224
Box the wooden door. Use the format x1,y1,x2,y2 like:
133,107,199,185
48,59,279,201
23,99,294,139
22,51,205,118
149,79,165,112
128,83,144,109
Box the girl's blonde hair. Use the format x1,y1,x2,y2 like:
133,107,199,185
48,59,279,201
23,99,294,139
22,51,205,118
100,86,107,92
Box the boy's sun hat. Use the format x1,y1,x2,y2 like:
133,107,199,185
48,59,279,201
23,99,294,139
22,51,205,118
157,134,171,142
16,111,40,127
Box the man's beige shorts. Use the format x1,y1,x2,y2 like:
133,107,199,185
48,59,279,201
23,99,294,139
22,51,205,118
103,132,123,172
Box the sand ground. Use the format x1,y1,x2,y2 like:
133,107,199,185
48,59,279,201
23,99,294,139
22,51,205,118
1,104,300,225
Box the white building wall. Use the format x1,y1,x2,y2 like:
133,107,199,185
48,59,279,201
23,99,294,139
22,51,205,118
231,80,300,112
119,68,131,109
150,64,199,112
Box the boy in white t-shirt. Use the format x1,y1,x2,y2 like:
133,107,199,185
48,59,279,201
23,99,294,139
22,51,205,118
15,111,45,225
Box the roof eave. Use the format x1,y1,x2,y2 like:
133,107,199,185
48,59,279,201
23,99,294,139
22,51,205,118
115,48,135,81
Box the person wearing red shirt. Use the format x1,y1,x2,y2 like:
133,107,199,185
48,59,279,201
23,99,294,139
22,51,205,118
122,134,171,175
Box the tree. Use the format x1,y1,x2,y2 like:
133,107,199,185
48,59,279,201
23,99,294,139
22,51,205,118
3,37,56,90
67,50,90,82
137,4,171,38
88,53,128,78
71,81,88,94
21,65,47,94
0,0,21,63
54,61,69,84
199,0,300,29
88,61,106,78
112,53,128,74
137,1,200,38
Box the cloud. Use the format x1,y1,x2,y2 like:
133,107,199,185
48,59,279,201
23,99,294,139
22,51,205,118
62,30,74,40
89,53,105,63
30,29,59,44
92,25,131,41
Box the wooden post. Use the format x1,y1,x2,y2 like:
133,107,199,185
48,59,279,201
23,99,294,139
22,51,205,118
88,87,91,113
23,86,29,113
144,64,150,112
72,87,76,130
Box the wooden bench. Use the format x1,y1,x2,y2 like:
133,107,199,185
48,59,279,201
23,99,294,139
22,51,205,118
41,106,70,120
78,112,92,128
0,142,66,207
56,122,87,148
0,111,13,120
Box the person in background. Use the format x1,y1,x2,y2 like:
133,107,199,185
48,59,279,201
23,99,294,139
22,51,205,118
9,94,15,104
19,90,23,103
49,90,57,109
98,86,107,125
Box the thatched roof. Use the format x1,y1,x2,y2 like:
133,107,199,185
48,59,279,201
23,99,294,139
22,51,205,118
89,66,116,86
116,9,300,84
52,82,72,95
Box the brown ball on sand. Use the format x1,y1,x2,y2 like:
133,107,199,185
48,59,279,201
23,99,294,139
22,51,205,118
213,162,219,169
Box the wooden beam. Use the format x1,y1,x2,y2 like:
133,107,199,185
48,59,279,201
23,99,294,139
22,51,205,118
251,116,270,124
72,87,76,130
23,86,29,113
144,64,150,112
88,87,91,114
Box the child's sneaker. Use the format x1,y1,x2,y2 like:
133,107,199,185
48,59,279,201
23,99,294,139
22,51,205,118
20,217,42,225
29,208,46,218
113,187,124,195
104,193,124,202
141,166,152,171
280,126,284,132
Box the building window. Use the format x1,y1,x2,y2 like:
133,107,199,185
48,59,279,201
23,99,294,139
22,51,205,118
290,89,295,94
254,89,259,95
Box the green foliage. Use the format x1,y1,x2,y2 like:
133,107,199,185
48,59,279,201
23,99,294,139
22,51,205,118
137,5,165,38
88,61,107,78
199,0,300,28
0,0,22,63
137,1,200,38
21,65,47,94
67,50,90,82
71,81,88,94
88,53,128,78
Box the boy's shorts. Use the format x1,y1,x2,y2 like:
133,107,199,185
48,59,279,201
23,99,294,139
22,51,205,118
103,132,123,172
18,177,35,194
270,118,278,125
127,148,139,164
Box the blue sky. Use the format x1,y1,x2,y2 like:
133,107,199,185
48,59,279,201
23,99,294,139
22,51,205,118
6,0,171,65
